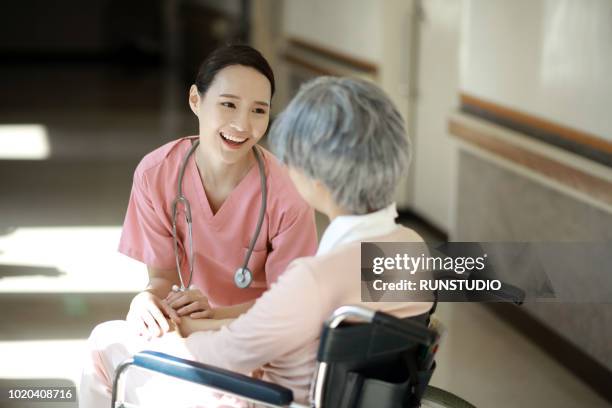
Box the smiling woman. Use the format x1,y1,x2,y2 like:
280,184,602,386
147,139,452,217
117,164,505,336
77,47,318,400
116,45,316,328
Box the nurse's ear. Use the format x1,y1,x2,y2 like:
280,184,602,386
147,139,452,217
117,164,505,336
188,85,201,115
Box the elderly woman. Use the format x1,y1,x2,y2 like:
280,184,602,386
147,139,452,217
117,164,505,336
79,77,432,407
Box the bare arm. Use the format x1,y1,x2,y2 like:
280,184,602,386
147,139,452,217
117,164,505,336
145,266,179,298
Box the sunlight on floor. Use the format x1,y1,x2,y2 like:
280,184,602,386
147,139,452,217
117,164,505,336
0,124,50,160
0,226,146,293
0,339,87,384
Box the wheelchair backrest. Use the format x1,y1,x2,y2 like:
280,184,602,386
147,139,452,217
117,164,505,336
315,312,436,408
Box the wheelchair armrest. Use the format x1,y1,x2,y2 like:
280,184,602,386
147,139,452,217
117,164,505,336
132,351,293,406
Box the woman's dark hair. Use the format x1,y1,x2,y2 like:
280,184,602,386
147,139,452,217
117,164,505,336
195,44,275,97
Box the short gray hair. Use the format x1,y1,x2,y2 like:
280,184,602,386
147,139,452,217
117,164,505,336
268,76,411,214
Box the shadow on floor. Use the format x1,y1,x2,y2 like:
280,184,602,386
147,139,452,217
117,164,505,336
0,264,64,279
0,293,134,341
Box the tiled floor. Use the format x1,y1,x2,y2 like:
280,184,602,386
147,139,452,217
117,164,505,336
431,303,609,407
0,61,609,407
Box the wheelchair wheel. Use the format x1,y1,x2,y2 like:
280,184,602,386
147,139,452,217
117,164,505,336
420,385,476,408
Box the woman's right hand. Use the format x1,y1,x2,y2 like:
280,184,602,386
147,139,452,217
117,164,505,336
126,291,181,339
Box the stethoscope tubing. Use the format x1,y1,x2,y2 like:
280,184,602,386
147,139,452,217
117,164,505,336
241,146,267,272
172,138,266,291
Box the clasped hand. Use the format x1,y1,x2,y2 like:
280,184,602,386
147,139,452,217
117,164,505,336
127,286,213,339
165,285,213,319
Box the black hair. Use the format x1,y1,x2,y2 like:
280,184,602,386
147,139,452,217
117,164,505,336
195,44,275,97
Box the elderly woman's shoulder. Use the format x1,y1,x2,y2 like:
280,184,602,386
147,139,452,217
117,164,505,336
360,225,424,244
392,225,425,243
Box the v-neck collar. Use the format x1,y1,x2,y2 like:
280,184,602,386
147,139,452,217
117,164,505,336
187,143,264,227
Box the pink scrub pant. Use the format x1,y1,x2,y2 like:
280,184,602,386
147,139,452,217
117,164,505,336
79,320,247,408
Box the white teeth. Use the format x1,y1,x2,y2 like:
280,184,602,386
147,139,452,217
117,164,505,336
221,132,247,143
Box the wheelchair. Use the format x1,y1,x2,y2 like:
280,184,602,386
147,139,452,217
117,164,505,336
111,305,475,408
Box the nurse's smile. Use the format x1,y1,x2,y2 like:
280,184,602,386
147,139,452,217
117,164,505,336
219,131,248,149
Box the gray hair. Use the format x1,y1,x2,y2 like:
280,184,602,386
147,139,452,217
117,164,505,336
268,76,411,214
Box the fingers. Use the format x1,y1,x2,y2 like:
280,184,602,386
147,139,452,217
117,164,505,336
164,287,211,320
159,299,182,325
165,290,181,304
165,284,197,299
148,304,170,335
168,293,191,310
135,318,148,336
127,291,175,339
127,312,148,336
189,310,213,319
167,289,206,310
140,309,161,338
176,301,207,316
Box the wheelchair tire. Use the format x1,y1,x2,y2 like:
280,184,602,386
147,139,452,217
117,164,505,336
420,385,476,408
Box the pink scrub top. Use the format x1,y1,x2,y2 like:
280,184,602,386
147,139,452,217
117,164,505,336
118,137,318,307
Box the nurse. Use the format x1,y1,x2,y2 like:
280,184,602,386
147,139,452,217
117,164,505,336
119,44,318,338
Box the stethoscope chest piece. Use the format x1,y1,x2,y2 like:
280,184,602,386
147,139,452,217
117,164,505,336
234,267,253,289
173,139,266,290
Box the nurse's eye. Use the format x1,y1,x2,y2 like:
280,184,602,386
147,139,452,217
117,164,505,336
253,107,267,115
221,102,236,109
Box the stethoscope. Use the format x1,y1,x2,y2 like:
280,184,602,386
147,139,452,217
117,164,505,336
171,139,267,292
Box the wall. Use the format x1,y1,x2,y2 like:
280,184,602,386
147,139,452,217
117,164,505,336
411,0,463,232
452,0,612,373
280,0,419,209
282,0,384,63
281,0,464,229
461,0,612,140
454,146,612,370
276,0,612,233
415,0,612,232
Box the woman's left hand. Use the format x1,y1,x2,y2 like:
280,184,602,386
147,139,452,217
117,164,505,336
165,286,213,319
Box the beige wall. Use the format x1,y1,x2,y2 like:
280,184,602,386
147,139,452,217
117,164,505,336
282,0,384,62
462,0,612,140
